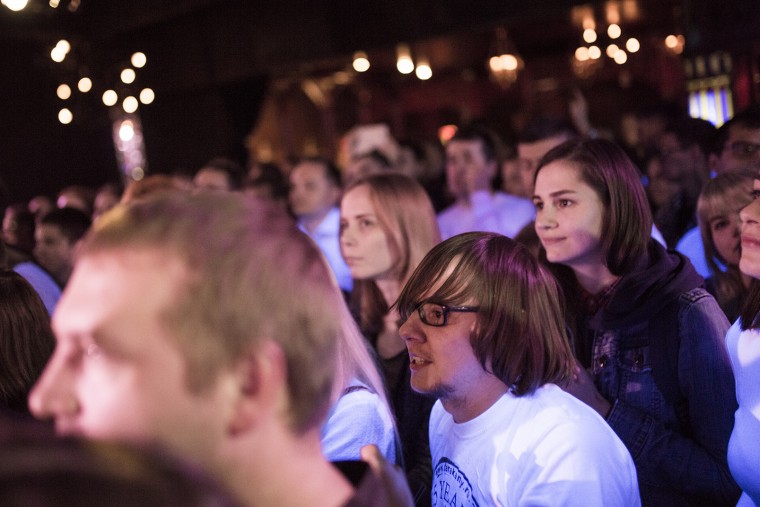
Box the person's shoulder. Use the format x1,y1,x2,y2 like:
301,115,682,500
493,191,534,206
492,191,535,216
437,202,464,220
334,385,384,415
521,385,610,436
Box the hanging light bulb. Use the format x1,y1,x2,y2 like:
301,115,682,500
2,0,29,12
396,44,414,74
415,58,432,80
131,52,147,68
352,51,370,72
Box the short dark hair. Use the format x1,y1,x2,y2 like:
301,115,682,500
245,162,289,200
664,116,716,155
39,208,92,244
518,116,578,144
449,125,501,162
300,157,343,188
535,138,652,276
712,105,760,156
200,157,245,190
396,232,574,396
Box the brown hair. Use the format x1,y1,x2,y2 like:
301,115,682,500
396,232,574,396
82,192,342,434
698,170,754,314
343,173,441,338
535,138,652,276
0,270,55,413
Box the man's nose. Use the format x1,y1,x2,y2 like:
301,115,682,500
28,349,78,421
399,311,424,344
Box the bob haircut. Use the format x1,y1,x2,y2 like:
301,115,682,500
82,192,342,434
396,232,574,396
343,173,441,336
535,138,652,276
0,270,55,413
698,170,755,272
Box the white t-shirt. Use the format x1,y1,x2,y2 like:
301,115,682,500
429,384,640,506
726,320,760,506
321,380,397,464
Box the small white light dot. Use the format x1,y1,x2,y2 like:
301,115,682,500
102,90,118,107
56,84,71,100
120,68,136,84
352,51,370,72
58,108,73,124
614,50,628,64
397,56,414,74
415,63,432,80
122,96,139,113
77,77,92,93
139,88,155,104
131,167,145,181
131,52,147,68
51,47,66,63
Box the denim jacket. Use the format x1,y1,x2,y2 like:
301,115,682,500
574,242,740,506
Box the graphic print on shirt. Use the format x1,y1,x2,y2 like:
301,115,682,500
432,457,480,507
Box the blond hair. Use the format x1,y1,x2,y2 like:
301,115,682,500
344,173,441,337
83,192,342,433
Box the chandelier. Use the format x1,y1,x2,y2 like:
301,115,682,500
488,27,523,89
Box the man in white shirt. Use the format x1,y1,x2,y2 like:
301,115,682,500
396,232,640,506
289,157,352,293
438,126,534,240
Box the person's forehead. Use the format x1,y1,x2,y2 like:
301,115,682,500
54,250,186,339
195,168,229,186
727,124,760,143
37,223,65,237
292,161,327,181
447,139,485,156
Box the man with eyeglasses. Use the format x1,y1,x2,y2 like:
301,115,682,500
710,105,760,175
677,106,760,276
396,232,640,506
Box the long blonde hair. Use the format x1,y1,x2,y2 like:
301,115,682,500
343,173,441,339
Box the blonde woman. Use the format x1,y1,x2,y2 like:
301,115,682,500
340,173,440,503
697,170,755,322
322,295,397,464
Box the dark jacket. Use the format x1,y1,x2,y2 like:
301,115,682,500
572,241,740,507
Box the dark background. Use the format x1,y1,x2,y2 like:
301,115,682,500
0,0,758,206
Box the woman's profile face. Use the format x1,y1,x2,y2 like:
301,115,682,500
340,185,397,281
708,207,743,267
532,160,606,273
739,178,760,278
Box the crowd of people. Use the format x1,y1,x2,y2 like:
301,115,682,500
0,101,759,506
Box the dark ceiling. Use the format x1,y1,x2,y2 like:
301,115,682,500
0,0,756,204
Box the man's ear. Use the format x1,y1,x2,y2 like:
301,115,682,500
228,340,287,436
